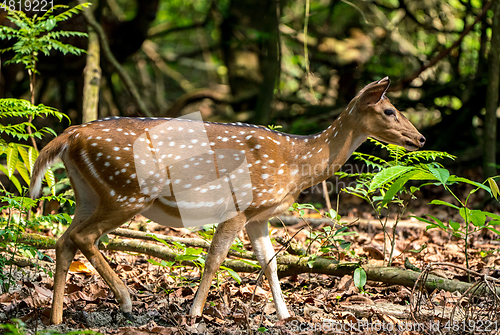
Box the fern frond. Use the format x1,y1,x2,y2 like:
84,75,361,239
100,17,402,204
0,47,14,53
387,143,406,161
335,171,376,179
44,31,88,39
366,137,392,151
41,37,87,55
403,150,456,163
53,3,92,22
39,4,70,21
352,152,389,171
0,99,67,121
0,26,21,37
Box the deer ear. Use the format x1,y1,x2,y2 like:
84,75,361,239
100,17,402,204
358,77,390,105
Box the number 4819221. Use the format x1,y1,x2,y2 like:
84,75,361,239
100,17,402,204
1,0,54,12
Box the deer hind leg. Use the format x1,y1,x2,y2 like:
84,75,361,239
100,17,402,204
245,220,290,319
50,219,83,324
190,213,247,317
68,206,137,319
50,178,99,325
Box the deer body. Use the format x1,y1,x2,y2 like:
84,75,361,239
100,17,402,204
30,77,425,324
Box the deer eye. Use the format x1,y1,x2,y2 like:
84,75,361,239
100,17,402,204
384,109,395,116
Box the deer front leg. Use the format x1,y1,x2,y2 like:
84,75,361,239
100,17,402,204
246,220,290,319
190,214,247,317
50,232,79,325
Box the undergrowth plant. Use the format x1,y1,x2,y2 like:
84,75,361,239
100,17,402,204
289,203,357,264
144,226,252,287
0,2,88,191
0,3,90,105
0,190,72,293
411,175,500,272
0,99,65,194
338,138,500,269
147,234,205,285
337,138,457,266
0,318,101,335
0,4,88,296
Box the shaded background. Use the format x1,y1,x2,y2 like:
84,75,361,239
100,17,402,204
1,0,499,200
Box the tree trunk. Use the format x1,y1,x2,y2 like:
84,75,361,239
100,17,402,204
82,27,101,123
220,0,284,125
483,0,500,179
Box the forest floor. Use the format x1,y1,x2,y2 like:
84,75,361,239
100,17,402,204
1,182,500,335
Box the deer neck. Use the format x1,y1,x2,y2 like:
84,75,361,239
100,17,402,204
292,109,367,192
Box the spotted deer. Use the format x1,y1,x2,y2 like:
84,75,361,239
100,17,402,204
30,77,425,324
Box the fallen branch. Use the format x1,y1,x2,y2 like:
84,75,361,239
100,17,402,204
110,228,256,260
10,232,479,294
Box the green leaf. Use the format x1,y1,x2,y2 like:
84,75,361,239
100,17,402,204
339,241,352,250
28,146,38,174
10,175,22,194
100,234,109,244
45,168,55,189
429,199,460,209
327,208,339,220
184,247,203,256
459,207,470,223
484,212,500,221
449,221,461,231
16,159,30,185
425,224,438,231
44,18,57,31
307,255,317,268
147,234,176,249
414,214,447,230
381,170,420,206
17,146,29,167
448,176,492,195
427,165,449,185
485,226,500,235
353,267,366,290
469,210,486,227
171,241,185,250
175,254,201,262
487,177,499,200
62,213,72,223
147,259,171,267
368,166,413,192
296,203,316,210
6,144,18,177
220,266,241,284
487,220,500,226
333,226,349,235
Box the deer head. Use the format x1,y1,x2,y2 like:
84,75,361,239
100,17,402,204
352,77,426,151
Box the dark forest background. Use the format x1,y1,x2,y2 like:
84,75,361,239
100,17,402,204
1,0,499,180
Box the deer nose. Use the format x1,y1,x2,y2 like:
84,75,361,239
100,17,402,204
419,136,426,146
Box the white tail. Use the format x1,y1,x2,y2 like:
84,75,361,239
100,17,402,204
30,77,425,324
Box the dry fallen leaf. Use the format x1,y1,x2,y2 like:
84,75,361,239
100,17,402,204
69,261,95,275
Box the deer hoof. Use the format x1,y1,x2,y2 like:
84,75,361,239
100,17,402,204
123,311,134,321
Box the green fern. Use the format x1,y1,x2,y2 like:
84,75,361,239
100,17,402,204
0,99,69,194
0,3,90,74
0,3,84,195
352,152,388,171
0,99,66,140
340,137,456,208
